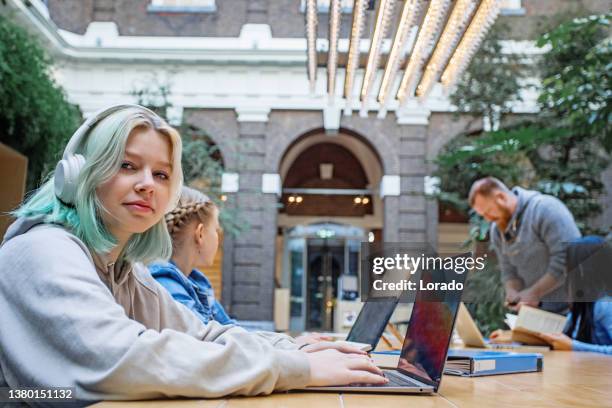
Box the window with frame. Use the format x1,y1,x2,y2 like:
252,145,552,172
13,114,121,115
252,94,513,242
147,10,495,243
500,0,526,16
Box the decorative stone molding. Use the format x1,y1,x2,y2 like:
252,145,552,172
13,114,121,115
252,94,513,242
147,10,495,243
261,173,282,196
221,172,239,193
380,175,401,198
236,106,271,123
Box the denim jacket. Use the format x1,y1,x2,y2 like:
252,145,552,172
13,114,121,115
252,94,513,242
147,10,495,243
149,261,237,325
567,297,612,355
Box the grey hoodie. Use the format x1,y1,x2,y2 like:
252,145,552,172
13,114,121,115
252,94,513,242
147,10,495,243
0,218,310,405
490,187,581,305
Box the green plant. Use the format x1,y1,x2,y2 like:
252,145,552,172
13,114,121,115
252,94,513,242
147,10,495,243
537,13,611,152
449,22,528,130
0,14,81,189
465,261,506,335
180,124,245,237
439,13,611,233
437,14,611,331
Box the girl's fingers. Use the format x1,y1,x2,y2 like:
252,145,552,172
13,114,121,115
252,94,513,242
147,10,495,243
349,371,388,385
334,344,367,354
346,357,384,376
345,352,371,359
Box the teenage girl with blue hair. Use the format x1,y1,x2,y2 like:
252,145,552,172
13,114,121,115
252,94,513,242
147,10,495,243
0,105,386,404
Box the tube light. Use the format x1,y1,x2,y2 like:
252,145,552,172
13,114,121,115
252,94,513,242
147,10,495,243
396,0,452,103
378,0,424,105
360,0,396,110
441,0,500,91
416,0,478,99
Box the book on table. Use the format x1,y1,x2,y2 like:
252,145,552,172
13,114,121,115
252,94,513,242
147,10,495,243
444,349,543,377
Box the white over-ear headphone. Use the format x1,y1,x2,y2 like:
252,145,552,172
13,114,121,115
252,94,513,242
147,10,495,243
54,104,163,205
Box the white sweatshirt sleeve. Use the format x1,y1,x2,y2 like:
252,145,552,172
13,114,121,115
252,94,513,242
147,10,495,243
0,226,310,403
133,263,301,351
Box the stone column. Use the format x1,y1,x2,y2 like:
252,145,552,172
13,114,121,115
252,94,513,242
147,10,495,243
397,125,428,245
226,118,277,321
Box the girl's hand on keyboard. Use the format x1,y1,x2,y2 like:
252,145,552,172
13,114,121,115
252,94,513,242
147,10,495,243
306,349,388,387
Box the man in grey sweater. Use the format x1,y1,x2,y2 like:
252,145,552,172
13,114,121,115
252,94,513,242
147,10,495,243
469,177,581,313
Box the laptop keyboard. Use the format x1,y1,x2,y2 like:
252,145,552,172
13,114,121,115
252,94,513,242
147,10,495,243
349,370,418,388
369,370,421,387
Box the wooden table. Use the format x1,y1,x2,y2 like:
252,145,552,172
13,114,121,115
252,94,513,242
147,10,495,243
93,351,612,408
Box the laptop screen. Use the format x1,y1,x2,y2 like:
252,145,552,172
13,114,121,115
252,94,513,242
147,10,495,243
397,300,460,388
346,297,398,349
397,265,466,389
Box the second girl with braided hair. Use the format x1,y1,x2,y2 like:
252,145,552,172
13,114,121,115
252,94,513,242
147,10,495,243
149,186,236,325
149,186,334,345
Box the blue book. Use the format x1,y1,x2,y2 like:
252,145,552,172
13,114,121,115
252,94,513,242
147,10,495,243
444,349,543,377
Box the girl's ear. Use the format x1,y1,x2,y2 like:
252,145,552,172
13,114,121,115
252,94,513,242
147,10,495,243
194,223,205,245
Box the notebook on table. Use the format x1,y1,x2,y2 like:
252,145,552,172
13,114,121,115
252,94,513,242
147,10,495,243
444,349,543,377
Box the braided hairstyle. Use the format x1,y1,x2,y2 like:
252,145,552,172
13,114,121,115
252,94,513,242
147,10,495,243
165,186,218,249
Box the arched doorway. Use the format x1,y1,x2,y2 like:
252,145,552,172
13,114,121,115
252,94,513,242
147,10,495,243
277,130,384,331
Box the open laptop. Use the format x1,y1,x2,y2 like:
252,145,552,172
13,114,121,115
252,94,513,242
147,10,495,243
344,296,399,351
303,262,466,394
456,303,550,352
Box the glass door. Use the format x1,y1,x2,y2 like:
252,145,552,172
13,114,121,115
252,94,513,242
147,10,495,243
282,223,366,332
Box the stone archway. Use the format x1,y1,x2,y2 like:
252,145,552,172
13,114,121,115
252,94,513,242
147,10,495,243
277,130,385,231
265,112,399,176
183,109,239,170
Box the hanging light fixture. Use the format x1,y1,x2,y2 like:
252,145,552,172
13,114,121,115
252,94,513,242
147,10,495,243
378,0,424,105
344,0,368,109
327,0,342,96
305,0,318,92
396,0,452,103
416,0,478,99
441,0,500,91
360,0,396,112
302,0,503,116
